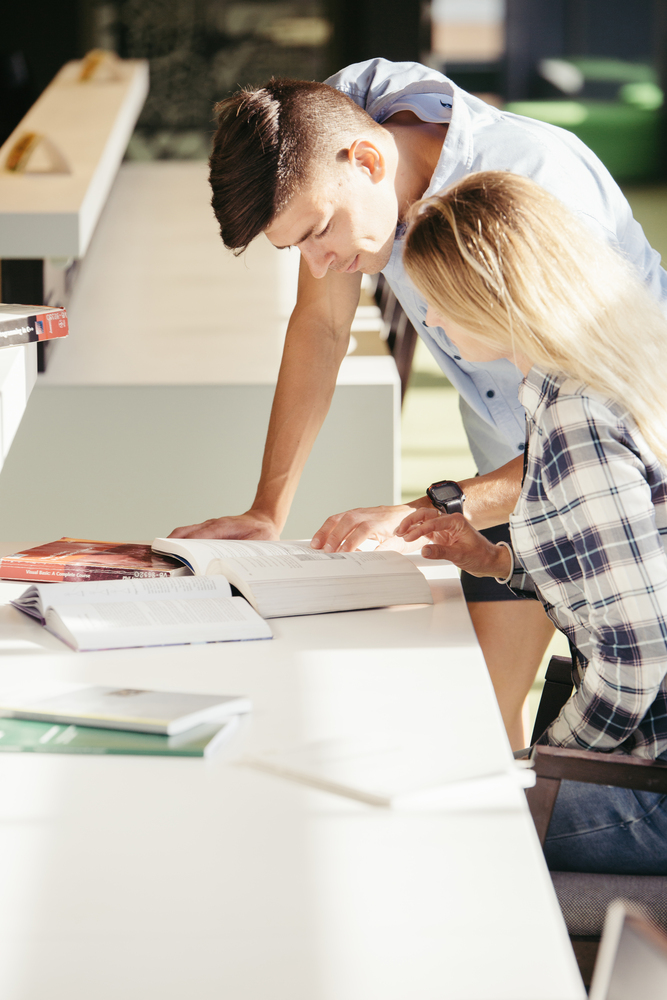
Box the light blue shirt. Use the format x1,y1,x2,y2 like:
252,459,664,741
326,58,667,474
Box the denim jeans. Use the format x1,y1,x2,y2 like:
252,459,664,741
543,780,667,875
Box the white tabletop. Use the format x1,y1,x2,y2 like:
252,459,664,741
0,556,584,1000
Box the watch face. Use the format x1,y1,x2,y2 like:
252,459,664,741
431,482,462,504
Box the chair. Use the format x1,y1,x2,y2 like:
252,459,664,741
524,655,667,987
589,899,667,999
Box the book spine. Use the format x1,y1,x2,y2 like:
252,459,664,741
0,309,68,348
0,562,177,583
61,566,177,582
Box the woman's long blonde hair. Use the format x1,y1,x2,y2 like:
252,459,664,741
403,171,667,465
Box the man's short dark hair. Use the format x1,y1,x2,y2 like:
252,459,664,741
209,78,383,252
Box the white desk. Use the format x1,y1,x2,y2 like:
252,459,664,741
0,555,584,1000
0,162,400,540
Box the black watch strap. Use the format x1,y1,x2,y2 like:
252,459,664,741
439,496,464,515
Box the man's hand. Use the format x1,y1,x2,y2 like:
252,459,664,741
168,510,279,540
311,501,432,552
395,507,512,578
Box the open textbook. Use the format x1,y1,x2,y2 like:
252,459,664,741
152,538,433,618
11,576,272,651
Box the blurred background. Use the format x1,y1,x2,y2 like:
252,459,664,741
4,0,667,169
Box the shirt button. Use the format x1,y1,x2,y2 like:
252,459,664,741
486,389,495,398
453,355,461,360
518,443,525,451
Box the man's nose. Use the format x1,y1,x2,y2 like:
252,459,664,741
299,244,334,279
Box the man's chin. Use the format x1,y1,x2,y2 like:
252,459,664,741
359,247,394,275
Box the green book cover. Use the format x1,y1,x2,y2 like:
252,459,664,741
0,715,238,757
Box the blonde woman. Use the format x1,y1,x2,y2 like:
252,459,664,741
397,171,667,874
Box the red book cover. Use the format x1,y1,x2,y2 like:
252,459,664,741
0,538,186,583
0,305,69,348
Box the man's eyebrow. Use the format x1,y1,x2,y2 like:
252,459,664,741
274,224,317,251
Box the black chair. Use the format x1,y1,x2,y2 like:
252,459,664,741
524,655,667,987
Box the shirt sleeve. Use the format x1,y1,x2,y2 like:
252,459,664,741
536,394,667,751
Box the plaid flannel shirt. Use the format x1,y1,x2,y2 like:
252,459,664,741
508,368,667,758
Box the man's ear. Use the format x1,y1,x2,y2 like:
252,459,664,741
348,139,386,183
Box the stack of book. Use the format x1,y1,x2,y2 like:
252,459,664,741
0,685,252,758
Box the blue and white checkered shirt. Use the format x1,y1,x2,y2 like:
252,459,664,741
508,368,667,758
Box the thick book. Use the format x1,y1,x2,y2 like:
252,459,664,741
0,304,69,348
0,715,241,758
0,684,251,735
11,575,272,651
151,538,433,618
0,537,187,583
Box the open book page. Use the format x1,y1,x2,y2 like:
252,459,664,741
12,575,233,623
47,595,271,651
153,538,418,578
152,539,433,617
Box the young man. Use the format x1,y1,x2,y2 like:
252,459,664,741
170,58,667,747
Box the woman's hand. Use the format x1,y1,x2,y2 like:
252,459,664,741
311,502,430,552
395,508,512,578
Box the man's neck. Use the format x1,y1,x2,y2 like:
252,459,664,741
383,111,449,222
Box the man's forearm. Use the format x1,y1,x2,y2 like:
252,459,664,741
250,314,351,533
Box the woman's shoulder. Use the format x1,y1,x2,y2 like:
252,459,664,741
523,367,627,434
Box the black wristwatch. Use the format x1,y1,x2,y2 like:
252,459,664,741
427,479,466,515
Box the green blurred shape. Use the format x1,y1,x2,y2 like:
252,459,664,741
566,57,657,84
620,82,663,111
507,101,588,126
505,99,662,182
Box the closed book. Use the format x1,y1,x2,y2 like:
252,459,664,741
0,715,241,758
0,685,252,735
0,537,187,583
0,304,69,348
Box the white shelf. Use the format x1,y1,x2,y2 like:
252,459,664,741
0,58,149,259
0,344,37,474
